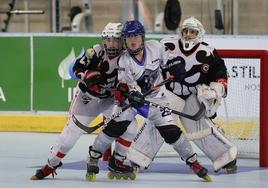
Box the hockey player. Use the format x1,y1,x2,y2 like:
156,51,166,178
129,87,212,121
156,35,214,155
86,20,211,182
128,17,237,174
30,22,125,180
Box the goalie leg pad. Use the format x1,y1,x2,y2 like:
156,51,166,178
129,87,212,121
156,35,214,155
172,133,195,161
127,121,165,168
180,94,237,171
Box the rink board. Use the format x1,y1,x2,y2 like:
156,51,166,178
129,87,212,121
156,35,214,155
0,114,257,140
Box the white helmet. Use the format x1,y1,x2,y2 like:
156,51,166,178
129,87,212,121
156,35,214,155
101,22,123,56
179,17,205,51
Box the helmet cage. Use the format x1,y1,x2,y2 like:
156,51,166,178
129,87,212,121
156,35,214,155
179,17,205,51
101,22,123,56
102,37,123,56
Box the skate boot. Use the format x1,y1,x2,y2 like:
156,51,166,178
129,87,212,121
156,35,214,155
86,146,102,182
186,154,212,182
131,161,141,173
107,152,136,180
30,161,62,180
223,159,237,174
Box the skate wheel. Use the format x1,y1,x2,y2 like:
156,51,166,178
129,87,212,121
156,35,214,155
202,175,212,182
86,173,96,182
107,172,115,180
123,176,128,180
115,174,121,180
129,173,136,180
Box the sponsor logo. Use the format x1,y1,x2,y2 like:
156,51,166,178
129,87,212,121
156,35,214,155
58,48,76,88
0,87,6,102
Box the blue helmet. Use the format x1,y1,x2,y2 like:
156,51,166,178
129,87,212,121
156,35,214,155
123,20,145,37
123,20,145,55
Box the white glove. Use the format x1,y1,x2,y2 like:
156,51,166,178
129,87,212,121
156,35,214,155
209,82,225,98
197,82,225,117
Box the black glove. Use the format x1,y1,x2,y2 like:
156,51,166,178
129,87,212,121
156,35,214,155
127,90,144,109
167,60,186,82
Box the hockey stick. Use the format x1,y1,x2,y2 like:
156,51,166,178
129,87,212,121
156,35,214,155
125,94,206,121
73,76,174,134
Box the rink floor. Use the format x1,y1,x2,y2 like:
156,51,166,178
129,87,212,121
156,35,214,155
0,132,268,188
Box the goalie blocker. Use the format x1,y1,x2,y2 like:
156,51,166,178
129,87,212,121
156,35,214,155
127,90,237,172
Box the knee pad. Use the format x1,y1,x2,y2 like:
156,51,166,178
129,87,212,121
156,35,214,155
156,125,182,144
103,120,131,138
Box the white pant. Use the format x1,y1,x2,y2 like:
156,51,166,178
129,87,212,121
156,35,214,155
48,87,114,166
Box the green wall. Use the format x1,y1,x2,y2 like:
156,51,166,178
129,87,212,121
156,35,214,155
0,37,31,110
0,35,101,111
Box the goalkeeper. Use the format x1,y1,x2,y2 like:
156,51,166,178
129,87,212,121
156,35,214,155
128,17,237,174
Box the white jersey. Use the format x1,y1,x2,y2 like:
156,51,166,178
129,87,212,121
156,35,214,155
160,36,227,98
117,40,169,98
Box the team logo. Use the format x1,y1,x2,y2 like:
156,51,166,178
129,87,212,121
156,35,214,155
81,94,92,104
201,64,209,73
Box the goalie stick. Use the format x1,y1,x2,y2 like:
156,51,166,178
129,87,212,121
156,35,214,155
73,76,174,134
125,94,206,121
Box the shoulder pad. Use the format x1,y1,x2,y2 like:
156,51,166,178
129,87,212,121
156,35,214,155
145,39,160,46
201,42,209,46
199,42,215,52
92,44,103,53
85,48,96,59
160,36,178,44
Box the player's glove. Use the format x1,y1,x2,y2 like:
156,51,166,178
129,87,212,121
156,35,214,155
127,90,145,109
167,60,186,82
197,82,225,117
79,70,104,93
114,83,129,103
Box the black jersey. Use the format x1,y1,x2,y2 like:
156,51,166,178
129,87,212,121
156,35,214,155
160,37,228,99
73,44,119,99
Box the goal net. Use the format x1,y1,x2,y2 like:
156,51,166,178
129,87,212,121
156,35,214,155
156,49,268,167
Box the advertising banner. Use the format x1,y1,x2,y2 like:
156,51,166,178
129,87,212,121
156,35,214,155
0,35,102,111
0,37,31,111
33,36,101,111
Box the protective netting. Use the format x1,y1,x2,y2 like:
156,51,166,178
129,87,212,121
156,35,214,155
216,58,260,159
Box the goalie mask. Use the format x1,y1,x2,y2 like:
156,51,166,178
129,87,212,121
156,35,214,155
179,17,205,51
101,22,124,57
